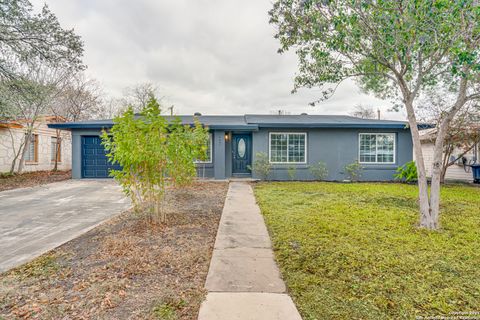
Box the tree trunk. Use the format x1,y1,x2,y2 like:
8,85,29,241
7,127,22,174
17,128,33,174
53,129,60,171
429,117,454,230
440,164,448,184
404,100,435,229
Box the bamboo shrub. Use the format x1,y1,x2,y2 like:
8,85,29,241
101,97,209,224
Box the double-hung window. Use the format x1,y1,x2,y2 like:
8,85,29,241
195,133,212,163
359,133,395,164
269,133,307,163
25,134,38,162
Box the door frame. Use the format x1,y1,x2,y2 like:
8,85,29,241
231,133,252,176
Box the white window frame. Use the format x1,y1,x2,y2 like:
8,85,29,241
269,132,307,164
358,133,396,164
195,133,213,164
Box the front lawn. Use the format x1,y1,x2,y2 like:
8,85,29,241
254,182,480,320
0,181,228,319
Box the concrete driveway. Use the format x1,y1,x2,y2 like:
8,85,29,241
0,180,130,272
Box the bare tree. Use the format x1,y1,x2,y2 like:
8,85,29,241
93,98,123,120
0,102,26,174
349,104,376,119
48,73,102,170
0,60,71,173
52,73,103,122
419,95,480,183
0,0,84,174
120,83,160,113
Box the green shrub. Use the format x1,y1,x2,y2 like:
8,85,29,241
152,298,186,320
394,161,418,183
101,97,209,223
344,160,363,181
248,152,272,180
308,161,329,180
287,166,297,180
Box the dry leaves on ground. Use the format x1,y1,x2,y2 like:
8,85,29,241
0,181,228,320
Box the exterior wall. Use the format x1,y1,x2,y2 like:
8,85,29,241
421,141,478,182
251,128,413,181
68,127,413,181
213,130,226,179
0,122,71,173
70,129,218,179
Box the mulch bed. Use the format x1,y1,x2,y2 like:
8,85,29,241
0,170,72,192
0,181,229,319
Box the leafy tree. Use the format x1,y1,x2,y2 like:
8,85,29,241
0,0,84,80
270,0,480,229
101,97,209,224
0,0,84,173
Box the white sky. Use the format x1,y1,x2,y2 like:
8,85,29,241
31,0,407,120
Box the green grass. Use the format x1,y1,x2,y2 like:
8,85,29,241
254,182,480,320
151,298,186,320
8,252,64,280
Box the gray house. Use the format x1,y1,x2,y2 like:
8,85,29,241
48,114,413,181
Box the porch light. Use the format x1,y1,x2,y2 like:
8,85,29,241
225,133,230,141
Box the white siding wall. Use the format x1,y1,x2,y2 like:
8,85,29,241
421,142,477,182
0,122,71,173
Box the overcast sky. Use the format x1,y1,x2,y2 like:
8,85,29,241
31,0,406,120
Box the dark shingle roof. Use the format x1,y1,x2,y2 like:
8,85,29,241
48,114,410,130
244,114,408,128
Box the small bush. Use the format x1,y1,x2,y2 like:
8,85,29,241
309,161,329,180
152,298,186,320
248,152,272,180
287,166,297,180
344,160,363,181
394,161,418,183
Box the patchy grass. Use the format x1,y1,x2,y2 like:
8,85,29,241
0,170,71,192
254,182,480,320
0,181,228,319
9,252,68,280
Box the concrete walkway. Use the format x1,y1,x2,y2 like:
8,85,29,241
0,180,129,272
198,182,302,320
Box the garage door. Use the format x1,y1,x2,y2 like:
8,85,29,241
81,136,121,178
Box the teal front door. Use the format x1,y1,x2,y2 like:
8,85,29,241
232,134,252,175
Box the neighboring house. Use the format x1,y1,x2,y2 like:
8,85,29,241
0,116,72,173
48,114,413,180
419,128,479,182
